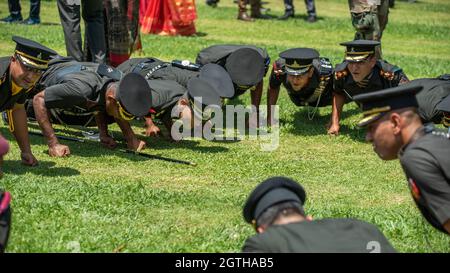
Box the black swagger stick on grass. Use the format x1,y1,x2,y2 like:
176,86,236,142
28,130,197,166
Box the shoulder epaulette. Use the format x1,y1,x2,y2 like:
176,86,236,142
318,57,333,78
334,62,348,80
378,60,402,80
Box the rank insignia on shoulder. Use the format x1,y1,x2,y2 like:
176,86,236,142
408,178,421,201
335,70,347,80
380,70,395,81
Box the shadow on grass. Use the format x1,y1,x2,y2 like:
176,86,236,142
283,106,366,142
27,122,230,155
3,160,80,177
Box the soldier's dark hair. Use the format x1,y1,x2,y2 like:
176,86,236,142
256,201,305,228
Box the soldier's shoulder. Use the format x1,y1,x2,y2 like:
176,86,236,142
273,58,285,68
0,57,10,73
334,61,348,80
0,57,10,85
314,57,333,79
377,60,404,80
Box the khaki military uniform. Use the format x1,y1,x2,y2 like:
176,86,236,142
348,0,389,57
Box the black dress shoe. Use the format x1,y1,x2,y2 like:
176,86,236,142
0,15,23,23
206,0,219,7
278,10,294,20
306,15,317,23
21,17,41,25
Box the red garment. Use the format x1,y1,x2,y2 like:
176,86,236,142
104,0,142,67
140,0,197,36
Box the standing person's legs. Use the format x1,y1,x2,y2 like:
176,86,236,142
1,0,23,22
29,0,41,21
279,0,294,20
57,0,83,61
237,0,253,21
304,0,317,22
81,0,106,63
9,0,22,18
377,0,389,40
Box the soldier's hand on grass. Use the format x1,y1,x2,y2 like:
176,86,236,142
327,123,340,136
100,134,117,149
48,144,71,157
21,152,38,166
144,124,161,137
127,138,146,152
248,111,259,129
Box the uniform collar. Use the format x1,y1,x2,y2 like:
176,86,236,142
398,126,427,157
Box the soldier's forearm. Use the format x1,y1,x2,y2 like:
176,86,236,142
32,92,59,147
11,105,32,153
251,81,264,109
267,87,280,124
95,112,109,137
145,116,155,128
331,93,345,124
115,118,137,143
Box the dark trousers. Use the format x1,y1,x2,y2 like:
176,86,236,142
284,0,316,16
8,0,41,19
57,0,106,63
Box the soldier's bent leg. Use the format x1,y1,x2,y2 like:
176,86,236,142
57,0,83,61
81,0,106,63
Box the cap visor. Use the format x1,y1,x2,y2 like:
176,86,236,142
285,66,310,76
357,112,384,127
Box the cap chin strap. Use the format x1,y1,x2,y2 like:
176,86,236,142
116,101,135,121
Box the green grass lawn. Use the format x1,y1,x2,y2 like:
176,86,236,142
1,0,449,252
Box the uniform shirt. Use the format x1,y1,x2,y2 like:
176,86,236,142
242,218,396,253
399,126,450,234
146,79,187,118
38,58,110,113
413,78,450,124
333,60,409,101
0,57,30,111
269,57,334,107
195,45,270,98
117,57,199,88
348,0,379,13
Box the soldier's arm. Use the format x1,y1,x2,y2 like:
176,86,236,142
251,81,263,109
267,61,284,126
115,118,146,151
267,86,280,126
33,91,71,157
400,148,450,233
397,70,410,85
328,93,346,135
95,112,117,149
144,116,161,137
10,103,38,166
249,81,264,128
